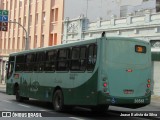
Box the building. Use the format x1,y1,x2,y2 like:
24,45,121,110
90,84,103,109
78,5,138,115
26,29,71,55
0,0,64,83
64,0,160,21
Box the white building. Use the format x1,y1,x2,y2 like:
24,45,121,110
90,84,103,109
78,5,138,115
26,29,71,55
64,0,160,21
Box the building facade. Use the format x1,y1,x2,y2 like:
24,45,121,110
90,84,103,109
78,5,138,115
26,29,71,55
0,0,64,83
64,0,160,21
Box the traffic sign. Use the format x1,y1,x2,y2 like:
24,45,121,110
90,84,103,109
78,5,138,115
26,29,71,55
2,22,8,26
1,26,8,31
2,10,8,15
0,10,8,31
2,16,8,21
0,16,2,21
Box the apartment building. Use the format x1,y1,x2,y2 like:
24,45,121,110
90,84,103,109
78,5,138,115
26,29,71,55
0,0,64,83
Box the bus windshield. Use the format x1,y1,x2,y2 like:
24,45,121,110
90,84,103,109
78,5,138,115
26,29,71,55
106,40,150,65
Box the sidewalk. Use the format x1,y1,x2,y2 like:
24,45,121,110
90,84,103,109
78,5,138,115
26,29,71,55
0,83,6,93
0,84,160,106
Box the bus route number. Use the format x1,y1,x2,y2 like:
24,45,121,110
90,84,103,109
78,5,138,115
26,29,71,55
134,99,144,103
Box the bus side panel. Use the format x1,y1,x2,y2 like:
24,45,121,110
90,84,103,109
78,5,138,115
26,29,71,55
6,82,14,95
66,70,98,106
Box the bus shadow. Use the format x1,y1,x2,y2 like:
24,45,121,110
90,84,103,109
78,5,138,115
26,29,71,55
11,99,121,119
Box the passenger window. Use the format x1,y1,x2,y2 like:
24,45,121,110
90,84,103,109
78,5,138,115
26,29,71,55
57,48,70,71
25,54,35,71
71,47,80,71
36,52,45,71
15,55,25,71
7,56,15,79
87,44,97,71
80,47,87,71
45,50,57,71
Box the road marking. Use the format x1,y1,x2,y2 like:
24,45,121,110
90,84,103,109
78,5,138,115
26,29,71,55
2,100,12,103
39,109,47,111
69,117,85,120
18,104,30,108
3,108,12,111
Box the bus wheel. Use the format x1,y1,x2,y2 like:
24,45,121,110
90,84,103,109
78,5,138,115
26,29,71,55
53,90,64,112
15,87,23,102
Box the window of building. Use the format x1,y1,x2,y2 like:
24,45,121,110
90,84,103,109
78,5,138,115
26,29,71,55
42,12,46,24
17,37,20,49
55,8,58,21
15,0,17,8
8,38,10,49
49,34,53,46
54,33,57,45
6,1,8,9
12,37,15,49
51,9,54,22
22,36,25,49
24,17,26,26
19,0,22,7
4,39,6,49
19,18,21,25
34,35,37,48
41,35,44,47
10,0,13,9
30,15,32,25
35,13,38,25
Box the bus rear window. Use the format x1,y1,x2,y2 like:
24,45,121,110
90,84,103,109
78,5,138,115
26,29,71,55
135,45,146,53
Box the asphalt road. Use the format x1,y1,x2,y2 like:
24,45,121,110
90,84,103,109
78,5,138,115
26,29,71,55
0,92,159,120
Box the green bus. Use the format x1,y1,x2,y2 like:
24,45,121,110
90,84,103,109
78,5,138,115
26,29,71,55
6,37,152,112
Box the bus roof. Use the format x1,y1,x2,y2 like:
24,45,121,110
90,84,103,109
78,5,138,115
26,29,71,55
9,37,149,56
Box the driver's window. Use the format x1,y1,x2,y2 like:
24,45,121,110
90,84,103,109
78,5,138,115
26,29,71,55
7,56,15,79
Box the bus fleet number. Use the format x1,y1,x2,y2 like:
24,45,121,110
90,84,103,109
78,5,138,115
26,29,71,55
134,99,144,103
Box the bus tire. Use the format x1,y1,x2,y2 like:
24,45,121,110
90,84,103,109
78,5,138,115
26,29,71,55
53,90,64,112
15,87,23,102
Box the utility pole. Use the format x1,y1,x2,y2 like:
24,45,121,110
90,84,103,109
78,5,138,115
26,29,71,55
27,0,31,50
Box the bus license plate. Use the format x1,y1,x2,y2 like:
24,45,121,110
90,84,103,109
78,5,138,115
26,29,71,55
134,99,144,103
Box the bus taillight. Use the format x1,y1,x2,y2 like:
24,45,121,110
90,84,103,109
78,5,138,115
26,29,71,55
147,84,150,88
103,83,107,87
148,79,151,83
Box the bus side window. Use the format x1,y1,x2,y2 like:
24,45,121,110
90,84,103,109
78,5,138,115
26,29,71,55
71,47,80,71
15,55,25,71
87,44,97,71
36,52,45,71
45,50,57,71
7,56,15,79
57,48,70,71
80,46,87,71
25,54,36,71
7,62,14,79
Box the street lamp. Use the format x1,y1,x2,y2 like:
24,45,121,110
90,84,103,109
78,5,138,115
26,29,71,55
8,20,29,50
